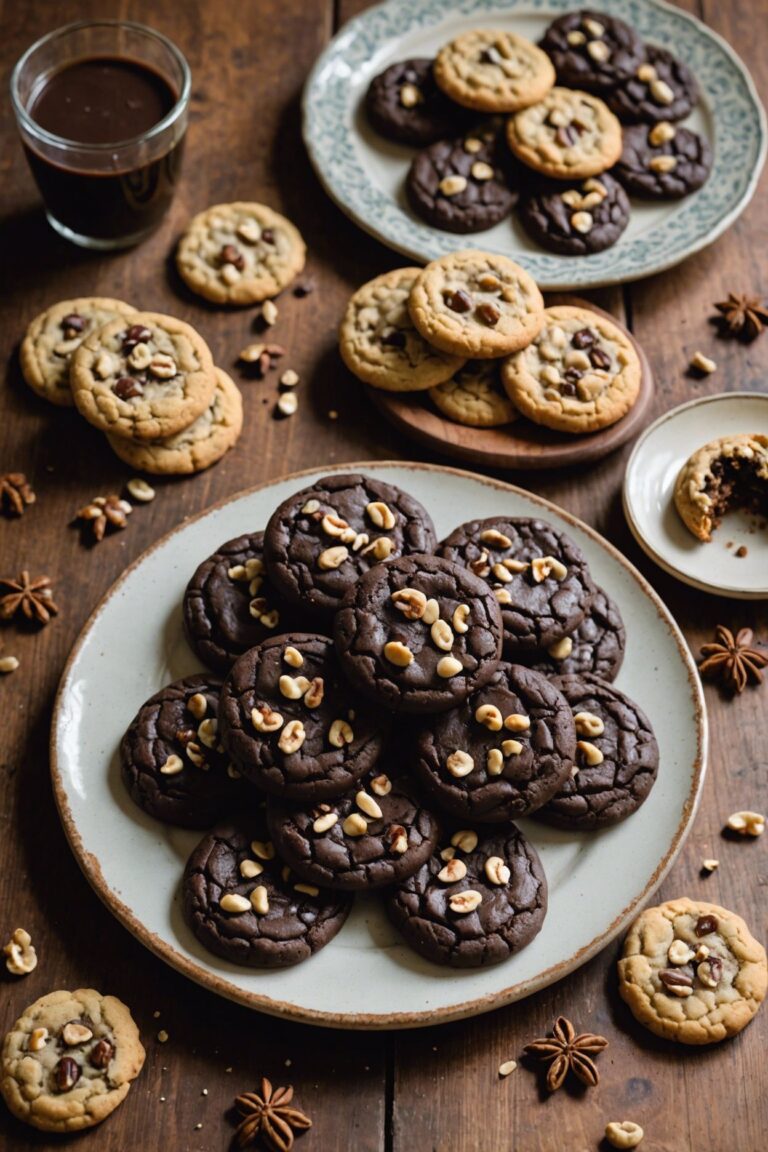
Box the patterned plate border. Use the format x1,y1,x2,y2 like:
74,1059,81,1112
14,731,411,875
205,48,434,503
303,0,766,289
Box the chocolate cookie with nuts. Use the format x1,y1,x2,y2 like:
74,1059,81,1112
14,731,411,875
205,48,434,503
606,46,699,125
0,988,145,1133
433,30,555,114
219,633,387,800
365,58,467,145
517,585,626,683
120,675,244,829
334,553,503,714
406,128,520,234
267,767,440,890
413,662,576,822
539,11,644,93
183,820,352,968
534,673,658,831
387,824,547,967
518,173,630,256
613,123,712,199
436,516,596,655
263,473,437,622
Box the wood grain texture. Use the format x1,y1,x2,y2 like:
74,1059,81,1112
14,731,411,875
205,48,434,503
0,0,766,1149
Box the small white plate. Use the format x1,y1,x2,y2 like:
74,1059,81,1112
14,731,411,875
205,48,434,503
52,463,706,1029
303,0,766,290
623,392,768,599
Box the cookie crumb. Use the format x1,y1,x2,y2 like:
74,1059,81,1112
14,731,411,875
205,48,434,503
153,1010,161,1018
701,858,719,873
201,1088,208,1096
735,545,748,558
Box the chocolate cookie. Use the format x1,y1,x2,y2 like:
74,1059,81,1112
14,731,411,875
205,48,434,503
267,767,440,890
183,532,299,672
613,123,712,199
413,662,576,822
183,821,352,968
535,673,659,830
518,173,630,256
519,585,626,682
387,824,547,967
264,474,437,623
606,46,699,124
539,10,644,92
406,128,519,234
120,675,243,829
365,58,464,146
334,553,503,714
437,517,596,655
219,633,386,799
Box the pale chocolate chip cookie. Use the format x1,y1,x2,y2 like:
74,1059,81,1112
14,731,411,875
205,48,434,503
434,29,555,113
506,87,623,180
176,201,306,305
429,359,518,428
673,433,768,542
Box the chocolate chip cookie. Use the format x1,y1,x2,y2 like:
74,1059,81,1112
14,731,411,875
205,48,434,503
267,767,440,890
507,87,623,180
387,824,547,967
518,173,630,256
0,988,145,1133
673,433,768,542
614,123,712,199
518,585,626,682
183,821,352,967
606,46,699,125
183,531,299,672
437,516,596,655
539,10,644,92
413,662,576,822
365,58,464,145
429,359,518,428
264,473,437,621
406,128,519,234
334,553,503,714
535,673,658,830
219,633,386,799
120,675,242,829
434,30,555,113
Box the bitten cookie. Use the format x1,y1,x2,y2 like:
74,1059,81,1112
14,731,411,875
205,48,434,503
429,359,518,427
605,46,699,124
334,553,503,714
535,673,658,830
183,821,352,967
264,473,437,621
614,123,712,199
0,989,145,1133
618,898,768,1044
106,367,242,473
387,824,547,967
176,202,306,305
267,767,440,890
408,250,544,358
518,173,630,256
673,433,768,542
501,305,641,434
219,633,386,799
519,585,626,682
20,298,136,407
434,30,555,113
70,312,217,440
539,10,644,93
406,129,519,234
506,88,623,180
365,58,465,145
339,268,465,392
413,662,576,822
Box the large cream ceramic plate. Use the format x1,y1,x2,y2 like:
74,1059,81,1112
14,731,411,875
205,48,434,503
303,0,766,289
51,463,706,1029
623,392,768,599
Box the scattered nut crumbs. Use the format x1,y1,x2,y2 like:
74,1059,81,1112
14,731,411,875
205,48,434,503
605,1120,644,1148
75,495,132,542
699,626,767,693
0,653,20,674
689,350,717,375
238,342,286,378
276,393,298,418
262,300,279,326
0,572,58,626
735,545,748,558
523,1016,608,1091
726,810,765,837
0,473,35,517
234,1077,312,1150
280,369,299,388
328,410,338,420
701,858,719,873
157,1030,169,1043
3,928,37,975
127,477,155,503
714,292,768,340
498,1059,517,1077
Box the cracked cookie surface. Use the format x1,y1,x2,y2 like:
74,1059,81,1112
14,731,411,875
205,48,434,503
539,10,644,92
518,173,629,256
406,128,519,234
518,585,626,682
614,123,712,199
673,433,768,542
606,45,699,124
506,87,622,180
434,29,555,113
429,359,518,428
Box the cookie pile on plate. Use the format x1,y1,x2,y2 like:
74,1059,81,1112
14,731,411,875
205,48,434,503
365,10,711,255
340,249,642,434
118,472,659,970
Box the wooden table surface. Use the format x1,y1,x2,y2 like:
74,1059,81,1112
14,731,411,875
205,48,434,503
1,1,766,1149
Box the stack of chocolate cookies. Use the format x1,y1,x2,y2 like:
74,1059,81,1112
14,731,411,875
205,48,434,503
119,472,659,970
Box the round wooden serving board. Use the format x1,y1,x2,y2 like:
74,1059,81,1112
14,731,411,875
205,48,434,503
368,297,654,471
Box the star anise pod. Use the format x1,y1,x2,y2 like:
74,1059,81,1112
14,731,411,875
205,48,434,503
699,625,767,694
714,292,768,341
0,572,59,625
0,473,36,518
234,1078,312,1151
524,1016,608,1092
75,495,132,542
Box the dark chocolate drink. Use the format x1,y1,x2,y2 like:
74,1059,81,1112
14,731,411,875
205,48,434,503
24,56,185,242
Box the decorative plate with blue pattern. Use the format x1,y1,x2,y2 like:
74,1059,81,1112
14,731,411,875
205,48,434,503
303,0,765,289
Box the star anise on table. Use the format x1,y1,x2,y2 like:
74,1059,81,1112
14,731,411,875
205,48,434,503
234,1078,312,1151
0,473,36,518
523,1016,608,1092
699,625,767,693
75,495,132,542
0,572,59,625
713,292,768,341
